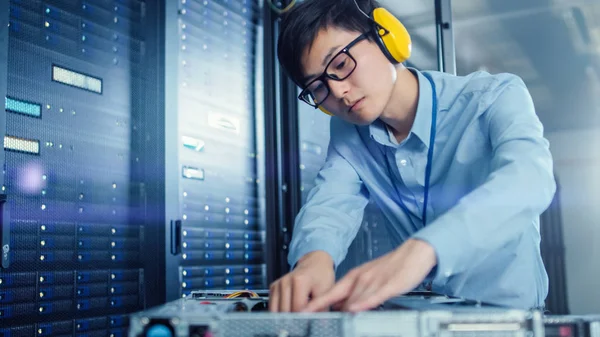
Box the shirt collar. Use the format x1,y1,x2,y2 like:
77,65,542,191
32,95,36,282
368,68,434,149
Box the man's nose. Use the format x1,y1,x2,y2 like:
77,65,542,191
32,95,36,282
327,79,350,100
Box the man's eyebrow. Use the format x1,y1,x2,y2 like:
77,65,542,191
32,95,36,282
322,45,341,67
301,45,342,84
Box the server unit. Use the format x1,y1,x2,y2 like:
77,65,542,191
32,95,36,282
128,291,546,337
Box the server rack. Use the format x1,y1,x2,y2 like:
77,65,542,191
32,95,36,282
0,0,164,335
0,0,9,276
162,0,268,301
262,0,302,283
0,0,270,332
540,177,570,314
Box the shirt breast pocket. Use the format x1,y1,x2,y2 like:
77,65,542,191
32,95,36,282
454,126,490,165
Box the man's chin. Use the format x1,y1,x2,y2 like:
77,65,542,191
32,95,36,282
351,112,380,126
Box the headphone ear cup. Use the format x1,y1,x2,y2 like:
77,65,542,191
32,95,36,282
371,7,412,64
318,105,333,116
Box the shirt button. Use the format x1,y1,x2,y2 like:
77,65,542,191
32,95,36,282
400,159,407,166
419,197,424,203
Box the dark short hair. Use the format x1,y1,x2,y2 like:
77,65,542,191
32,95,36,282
277,0,381,88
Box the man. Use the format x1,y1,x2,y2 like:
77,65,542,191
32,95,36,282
268,0,556,313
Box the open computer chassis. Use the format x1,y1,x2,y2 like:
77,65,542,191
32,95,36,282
129,289,598,337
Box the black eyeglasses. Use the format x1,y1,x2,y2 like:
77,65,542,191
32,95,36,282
298,32,370,108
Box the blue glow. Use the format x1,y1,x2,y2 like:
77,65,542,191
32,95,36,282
5,97,41,117
146,325,172,337
182,136,205,152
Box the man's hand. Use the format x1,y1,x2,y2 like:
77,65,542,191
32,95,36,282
302,239,437,313
268,250,336,312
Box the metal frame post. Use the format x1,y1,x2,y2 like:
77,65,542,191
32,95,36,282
435,0,457,74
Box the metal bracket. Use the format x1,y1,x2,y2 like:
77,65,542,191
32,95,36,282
170,219,182,255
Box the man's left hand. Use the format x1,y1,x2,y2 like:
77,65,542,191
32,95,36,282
302,238,438,313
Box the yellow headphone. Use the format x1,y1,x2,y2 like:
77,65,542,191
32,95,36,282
318,5,412,116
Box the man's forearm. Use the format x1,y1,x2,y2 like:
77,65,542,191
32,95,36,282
296,250,335,270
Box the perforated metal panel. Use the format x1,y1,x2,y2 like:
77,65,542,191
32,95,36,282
218,315,345,337
0,0,154,334
164,0,267,299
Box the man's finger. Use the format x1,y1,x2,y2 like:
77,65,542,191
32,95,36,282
291,276,311,312
311,277,333,312
342,282,376,311
279,279,292,312
331,300,344,312
269,282,279,312
348,284,396,312
302,276,355,312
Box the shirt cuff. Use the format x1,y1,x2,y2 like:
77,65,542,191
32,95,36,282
288,237,340,270
411,221,465,283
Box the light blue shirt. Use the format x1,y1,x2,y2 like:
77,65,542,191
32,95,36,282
288,68,556,310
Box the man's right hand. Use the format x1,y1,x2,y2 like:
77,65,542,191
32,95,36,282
268,250,335,312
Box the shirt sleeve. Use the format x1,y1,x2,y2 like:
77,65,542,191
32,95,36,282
411,75,556,282
287,134,370,269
